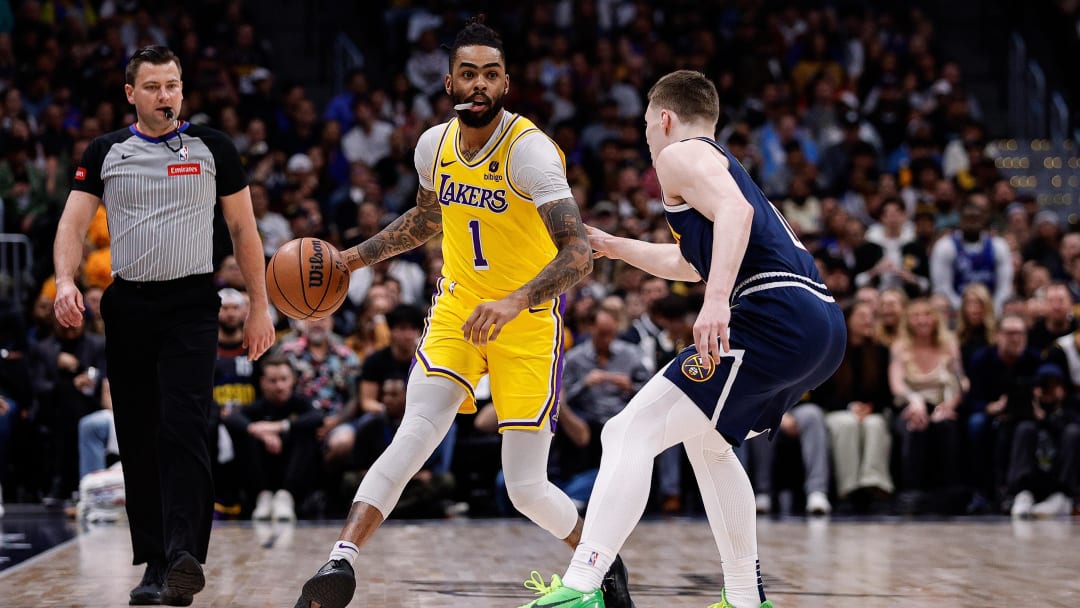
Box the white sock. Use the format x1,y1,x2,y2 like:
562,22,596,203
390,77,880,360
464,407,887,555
561,542,614,593
328,540,359,566
722,556,764,608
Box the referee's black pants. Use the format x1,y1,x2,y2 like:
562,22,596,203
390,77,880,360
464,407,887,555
101,274,219,566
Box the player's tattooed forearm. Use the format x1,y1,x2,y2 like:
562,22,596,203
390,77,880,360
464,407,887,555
357,188,442,265
518,198,593,307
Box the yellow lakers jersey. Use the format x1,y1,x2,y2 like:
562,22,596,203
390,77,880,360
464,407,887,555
431,114,564,299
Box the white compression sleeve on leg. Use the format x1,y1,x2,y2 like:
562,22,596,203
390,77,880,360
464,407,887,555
685,428,763,608
501,428,579,540
352,367,464,518
563,374,714,592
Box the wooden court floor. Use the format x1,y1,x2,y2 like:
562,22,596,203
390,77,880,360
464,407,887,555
1,517,1078,607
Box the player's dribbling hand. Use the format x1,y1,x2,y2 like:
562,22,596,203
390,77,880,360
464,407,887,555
243,308,276,361
462,296,524,346
584,224,618,259
53,279,85,328
693,300,730,372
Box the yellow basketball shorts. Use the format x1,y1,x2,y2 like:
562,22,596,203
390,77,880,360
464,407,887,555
416,277,565,432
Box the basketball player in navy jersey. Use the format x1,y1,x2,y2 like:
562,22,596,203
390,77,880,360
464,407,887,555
516,70,846,608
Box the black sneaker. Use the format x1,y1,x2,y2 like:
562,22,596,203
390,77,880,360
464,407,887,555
160,552,205,607
293,559,356,608
129,561,166,605
601,554,636,608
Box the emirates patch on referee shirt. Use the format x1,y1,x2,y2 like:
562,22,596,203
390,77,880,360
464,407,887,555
74,167,86,180
168,163,201,176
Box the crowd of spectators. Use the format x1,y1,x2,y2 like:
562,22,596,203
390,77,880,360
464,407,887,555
1,0,1078,520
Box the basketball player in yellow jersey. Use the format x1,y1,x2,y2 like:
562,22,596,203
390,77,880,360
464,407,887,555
292,17,635,608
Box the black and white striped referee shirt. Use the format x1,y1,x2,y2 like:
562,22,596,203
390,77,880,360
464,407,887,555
71,121,247,282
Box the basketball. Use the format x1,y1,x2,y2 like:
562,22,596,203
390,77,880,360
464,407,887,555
265,238,350,320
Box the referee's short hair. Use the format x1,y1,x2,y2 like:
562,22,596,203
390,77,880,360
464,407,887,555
126,45,183,85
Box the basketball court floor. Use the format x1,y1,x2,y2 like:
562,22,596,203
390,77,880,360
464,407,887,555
1,513,1077,607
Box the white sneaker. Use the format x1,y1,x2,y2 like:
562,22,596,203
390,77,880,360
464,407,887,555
1031,492,1072,518
755,493,771,514
271,489,295,521
252,490,273,520
1011,490,1035,518
806,491,832,515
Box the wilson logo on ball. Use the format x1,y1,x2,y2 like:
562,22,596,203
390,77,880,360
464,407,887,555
308,239,324,288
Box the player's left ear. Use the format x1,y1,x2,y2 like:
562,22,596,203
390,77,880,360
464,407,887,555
504,73,510,96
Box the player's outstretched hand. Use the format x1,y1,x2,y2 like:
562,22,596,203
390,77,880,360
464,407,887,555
462,296,525,346
585,224,620,259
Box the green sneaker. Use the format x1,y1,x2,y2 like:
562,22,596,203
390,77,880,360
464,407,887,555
516,571,606,608
706,588,773,608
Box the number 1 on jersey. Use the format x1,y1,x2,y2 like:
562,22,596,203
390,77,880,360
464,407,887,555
468,219,490,270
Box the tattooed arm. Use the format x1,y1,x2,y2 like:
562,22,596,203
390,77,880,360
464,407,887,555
461,197,592,345
341,187,442,271
509,197,593,307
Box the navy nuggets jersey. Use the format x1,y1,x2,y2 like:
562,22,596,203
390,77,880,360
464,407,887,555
664,137,822,293
662,137,846,446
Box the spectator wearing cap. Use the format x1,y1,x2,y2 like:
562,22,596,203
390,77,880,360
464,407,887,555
1004,202,1031,248
587,200,619,233
210,288,259,516
1022,209,1064,279
930,199,1014,314
1007,362,1080,517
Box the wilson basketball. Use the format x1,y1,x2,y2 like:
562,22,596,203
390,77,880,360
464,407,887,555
266,238,350,320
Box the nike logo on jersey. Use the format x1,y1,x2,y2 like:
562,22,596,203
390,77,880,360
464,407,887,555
121,153,137,159
439,159,457,167
528,306,546,313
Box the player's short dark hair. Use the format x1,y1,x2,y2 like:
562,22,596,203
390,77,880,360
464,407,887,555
126,45,182,86
386,304,426,330
647,70,719,127
449,14,504,70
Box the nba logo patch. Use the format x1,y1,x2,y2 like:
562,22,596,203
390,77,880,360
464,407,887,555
681,353,715,382
587,551,599,566
178,145,189,161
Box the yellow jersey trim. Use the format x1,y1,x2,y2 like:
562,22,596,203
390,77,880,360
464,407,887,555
453,114,523,168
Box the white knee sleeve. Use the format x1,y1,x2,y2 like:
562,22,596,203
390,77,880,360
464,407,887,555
502,429,579,539
353,368,463,517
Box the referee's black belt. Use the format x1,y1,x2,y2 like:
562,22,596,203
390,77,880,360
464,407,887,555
112,273,215,293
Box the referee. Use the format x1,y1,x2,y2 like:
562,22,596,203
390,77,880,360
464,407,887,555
53,46,274,606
